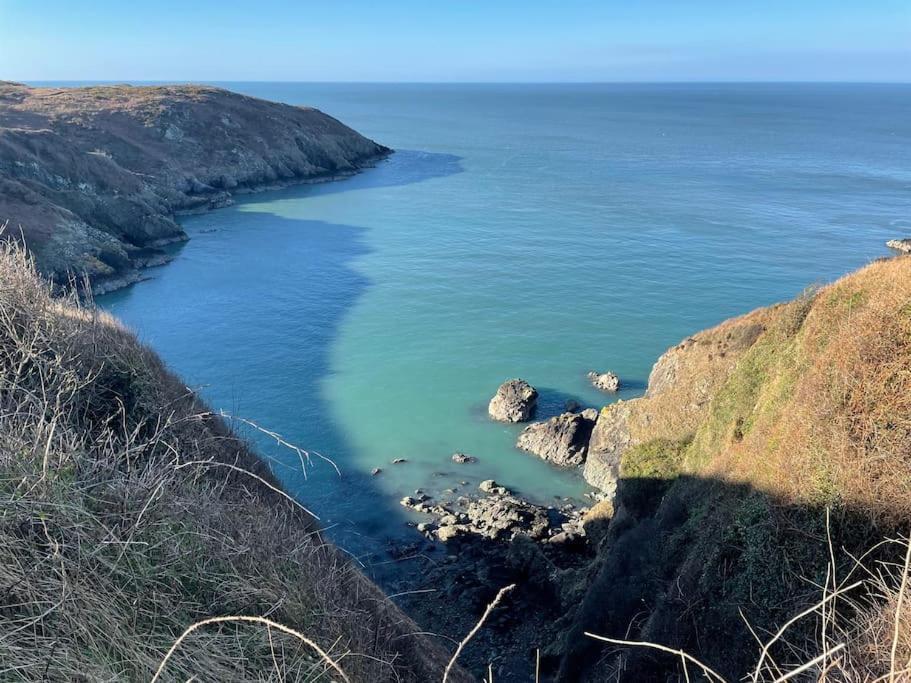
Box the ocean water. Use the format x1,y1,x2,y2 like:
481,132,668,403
99,83,911,561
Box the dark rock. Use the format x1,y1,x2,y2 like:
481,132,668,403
516,410,599,467
451,452,476,464
371,467,382,476
488,379,538,422
0,82,390,292
391,458,407,464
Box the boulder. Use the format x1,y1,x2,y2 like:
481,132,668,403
887,238,911,254
488,379,538,422
479,479,509,495
588,370,620,392
516,410,599,467
451,453,476,464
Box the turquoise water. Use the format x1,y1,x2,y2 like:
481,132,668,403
100,83,911,559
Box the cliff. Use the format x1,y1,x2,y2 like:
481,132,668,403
0,82,389,292
554,254,911,680
0,242,466,682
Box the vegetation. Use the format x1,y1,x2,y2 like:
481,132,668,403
0,241,457,682
560,254,911,681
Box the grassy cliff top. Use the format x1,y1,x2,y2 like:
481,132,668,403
562,253,911,680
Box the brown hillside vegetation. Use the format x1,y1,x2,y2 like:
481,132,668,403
559,254,911,681
0,241,464,682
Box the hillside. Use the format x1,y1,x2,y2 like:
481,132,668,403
554,253,911,680
0,82,389,292
0,242,466,682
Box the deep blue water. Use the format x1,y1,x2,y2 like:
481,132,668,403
96,83,911,565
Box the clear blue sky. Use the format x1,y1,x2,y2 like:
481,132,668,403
1,0,909,82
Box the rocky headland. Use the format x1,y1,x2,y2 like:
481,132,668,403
0,82,389,292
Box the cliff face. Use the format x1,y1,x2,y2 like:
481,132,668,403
0,82,389,291
557,254,911,680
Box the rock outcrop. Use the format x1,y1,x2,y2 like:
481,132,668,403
488,378,538,422
588,370,620,392
516,409,599,467
887,238,911,253
0,82,390,291
582,307,772,493
401,483,585,543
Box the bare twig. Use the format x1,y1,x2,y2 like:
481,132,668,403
443,583,515,683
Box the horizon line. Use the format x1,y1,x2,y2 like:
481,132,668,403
15,79,911,86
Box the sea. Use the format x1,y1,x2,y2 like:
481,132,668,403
94,82,911,564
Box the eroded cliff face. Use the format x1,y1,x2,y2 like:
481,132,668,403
583,306,773,494
0,82,389,290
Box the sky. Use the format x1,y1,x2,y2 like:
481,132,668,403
1,0,909,83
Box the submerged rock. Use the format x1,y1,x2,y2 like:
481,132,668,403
488,379,538,422
516,409,599,467
887,238,911,254
588,370,620,392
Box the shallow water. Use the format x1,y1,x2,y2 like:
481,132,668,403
99,83,911,561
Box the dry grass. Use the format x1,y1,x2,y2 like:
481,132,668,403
586,530,911,682
688,255,911,524
0,240,458,681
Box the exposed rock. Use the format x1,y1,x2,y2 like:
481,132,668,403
588,370,620,392
0,83,390,291
391,458,407,464
516,410,599,467
479,479,508,495
451,453,475,464
887,238,911,253
582,308,772,493
398,479,589,546
581,499,615,545
488,379,538,422
371,467,382,476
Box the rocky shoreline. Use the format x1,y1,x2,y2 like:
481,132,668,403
0,82,390,293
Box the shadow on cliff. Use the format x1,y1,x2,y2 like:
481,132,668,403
554,475,903,682
397,473,905,682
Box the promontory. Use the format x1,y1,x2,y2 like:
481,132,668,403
0,82,389,292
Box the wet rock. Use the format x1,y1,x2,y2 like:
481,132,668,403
516,410,599,467
479,479,509,495
391,458,407,464
887,238,911,253
588,370,620,392
371,467,382,476
451,452,476,464
488,379,538,422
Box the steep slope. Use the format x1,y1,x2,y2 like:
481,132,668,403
0,82,389,291
0,242,466,682
559,254,911,680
